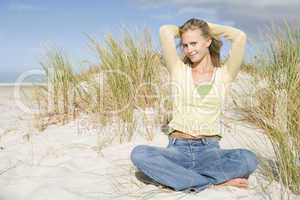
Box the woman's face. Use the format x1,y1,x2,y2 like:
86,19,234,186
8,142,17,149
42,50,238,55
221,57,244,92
180,29,212,64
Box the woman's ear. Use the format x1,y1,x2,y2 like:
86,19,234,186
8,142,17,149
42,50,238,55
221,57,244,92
205,37,212,48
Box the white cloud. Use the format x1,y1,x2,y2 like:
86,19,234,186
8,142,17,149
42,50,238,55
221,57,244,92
151,14,174,20
8,3,44,12
150,7,218,21
177,7,216,16
133,0,300,8
175,7,219,24
133,0,300,37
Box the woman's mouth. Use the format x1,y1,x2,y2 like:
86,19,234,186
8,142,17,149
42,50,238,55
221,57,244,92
189,53,197,58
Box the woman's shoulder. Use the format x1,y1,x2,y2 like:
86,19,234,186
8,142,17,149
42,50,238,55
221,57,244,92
215,65,231,84
215,65,225,75
174,60,189,72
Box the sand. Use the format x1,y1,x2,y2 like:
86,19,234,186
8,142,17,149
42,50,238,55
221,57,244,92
0,80,299,200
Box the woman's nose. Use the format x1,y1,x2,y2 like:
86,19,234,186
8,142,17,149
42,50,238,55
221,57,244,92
187,46,194,54
186,46,191,51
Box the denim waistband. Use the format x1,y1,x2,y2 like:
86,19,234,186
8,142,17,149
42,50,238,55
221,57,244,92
168,135,220,145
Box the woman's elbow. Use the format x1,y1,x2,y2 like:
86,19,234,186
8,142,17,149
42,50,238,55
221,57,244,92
159,25,170,36
239,31,247,43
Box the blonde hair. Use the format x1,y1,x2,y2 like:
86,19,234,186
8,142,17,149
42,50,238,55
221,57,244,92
179,18,223,68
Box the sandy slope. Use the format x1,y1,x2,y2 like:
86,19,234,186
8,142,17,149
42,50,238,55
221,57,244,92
0,81,299,200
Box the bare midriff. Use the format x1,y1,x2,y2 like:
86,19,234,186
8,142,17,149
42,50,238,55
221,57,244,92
170,130,220,140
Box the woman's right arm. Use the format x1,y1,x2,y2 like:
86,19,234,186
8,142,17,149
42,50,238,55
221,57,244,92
159,25,183,73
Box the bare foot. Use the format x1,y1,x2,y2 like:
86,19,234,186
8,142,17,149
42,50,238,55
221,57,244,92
211,178,249,189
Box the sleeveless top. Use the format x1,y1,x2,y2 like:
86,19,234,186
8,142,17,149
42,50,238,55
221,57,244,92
164,63,228,138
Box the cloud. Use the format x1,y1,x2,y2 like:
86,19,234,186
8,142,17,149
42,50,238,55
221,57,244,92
8,2,45,12
151,14,174,20
132,0,300,38
149,7,218,20
177,7,216,16
133,0,300,8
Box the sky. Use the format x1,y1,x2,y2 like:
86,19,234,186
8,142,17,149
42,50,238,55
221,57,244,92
1,0,299,83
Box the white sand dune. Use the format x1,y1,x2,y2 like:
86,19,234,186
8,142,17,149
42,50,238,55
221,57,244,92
0,81,299,200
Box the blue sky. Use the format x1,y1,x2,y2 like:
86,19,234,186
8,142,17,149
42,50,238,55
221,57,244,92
1,0,299,82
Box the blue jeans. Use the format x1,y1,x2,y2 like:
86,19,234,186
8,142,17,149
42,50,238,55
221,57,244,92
130,136,259,192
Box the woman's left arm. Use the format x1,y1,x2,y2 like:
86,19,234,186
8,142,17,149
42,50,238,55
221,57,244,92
207,22,247,83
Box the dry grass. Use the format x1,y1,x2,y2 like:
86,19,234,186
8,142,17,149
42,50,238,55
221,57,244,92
32,49,81,131
32,28,172,144
85,28,168,142
232,21,300,196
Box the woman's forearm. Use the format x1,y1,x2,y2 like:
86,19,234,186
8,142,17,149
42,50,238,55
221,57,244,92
208,22,247,82
207,22,246,41
159,25,182,71
160,25,179,37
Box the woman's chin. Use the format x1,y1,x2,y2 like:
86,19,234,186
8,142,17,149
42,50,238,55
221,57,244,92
190,58,200,63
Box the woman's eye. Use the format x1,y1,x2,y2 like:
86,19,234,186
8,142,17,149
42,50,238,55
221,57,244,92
182,44,188,49
191,42,197,46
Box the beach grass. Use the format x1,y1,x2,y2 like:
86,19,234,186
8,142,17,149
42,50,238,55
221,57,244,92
85,28,167,142
232,21,300,196
32,49,80,131
33,28,171,143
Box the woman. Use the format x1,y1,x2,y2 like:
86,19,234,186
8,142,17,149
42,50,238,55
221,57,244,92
130,18,258,192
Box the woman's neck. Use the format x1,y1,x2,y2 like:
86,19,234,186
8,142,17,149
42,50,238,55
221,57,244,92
191,53,214,73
